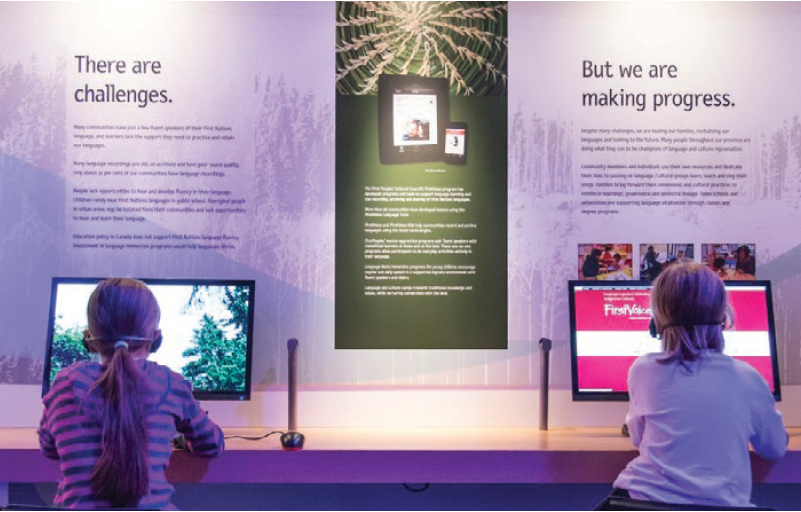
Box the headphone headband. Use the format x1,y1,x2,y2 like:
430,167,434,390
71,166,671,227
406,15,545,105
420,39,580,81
91,336,153,343
664,322,724,327
649,318,725,339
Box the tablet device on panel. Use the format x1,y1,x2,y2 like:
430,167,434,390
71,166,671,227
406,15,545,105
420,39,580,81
378,73,449,164
568,280,780,401
43,277,255,401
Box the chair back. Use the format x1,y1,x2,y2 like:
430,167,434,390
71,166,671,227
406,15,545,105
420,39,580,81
596,496,775,511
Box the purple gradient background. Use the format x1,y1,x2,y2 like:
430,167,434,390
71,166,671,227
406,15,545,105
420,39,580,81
1,2,800,392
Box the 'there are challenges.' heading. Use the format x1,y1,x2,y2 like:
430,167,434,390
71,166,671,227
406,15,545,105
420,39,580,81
73,55,171,108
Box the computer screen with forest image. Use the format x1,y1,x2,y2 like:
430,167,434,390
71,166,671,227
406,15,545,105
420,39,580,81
43,277,255,400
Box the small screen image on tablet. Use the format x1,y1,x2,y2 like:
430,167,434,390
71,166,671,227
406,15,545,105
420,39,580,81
378,74,449,164
444,122,467,164
394,91,437,146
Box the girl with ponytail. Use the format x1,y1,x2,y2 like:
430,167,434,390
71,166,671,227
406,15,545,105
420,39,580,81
39,278,224,509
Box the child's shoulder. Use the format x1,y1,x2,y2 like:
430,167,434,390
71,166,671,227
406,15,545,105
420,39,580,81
54,359,102,383
633,352,667,367
143,360,187,381
143,361,194,394
47,360,102,402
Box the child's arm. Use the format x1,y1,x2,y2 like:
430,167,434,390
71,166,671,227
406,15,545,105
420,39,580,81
625,360,647,448
175,380,225,458
750,378,788,461
37,401,59,460
624,403,645,448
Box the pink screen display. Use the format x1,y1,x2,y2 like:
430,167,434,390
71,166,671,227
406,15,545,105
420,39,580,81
573,284,775,393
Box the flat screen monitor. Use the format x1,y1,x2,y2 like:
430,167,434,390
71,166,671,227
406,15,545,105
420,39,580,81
43,277,255,401
568,280,780,401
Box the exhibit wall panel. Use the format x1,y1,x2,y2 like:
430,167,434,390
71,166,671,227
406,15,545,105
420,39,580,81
1,2,800,428
0,1,341,390
508,1,801,392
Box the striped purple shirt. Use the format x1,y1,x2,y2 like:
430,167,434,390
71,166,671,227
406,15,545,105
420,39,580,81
38,360,224,509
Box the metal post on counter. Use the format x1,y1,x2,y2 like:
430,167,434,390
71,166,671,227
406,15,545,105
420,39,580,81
539,338,552,431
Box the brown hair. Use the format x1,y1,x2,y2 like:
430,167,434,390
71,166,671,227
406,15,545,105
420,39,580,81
85,278,160,507
651,262,728,366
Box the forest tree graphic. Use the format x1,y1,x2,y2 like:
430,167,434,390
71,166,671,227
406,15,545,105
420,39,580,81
2,53,801,386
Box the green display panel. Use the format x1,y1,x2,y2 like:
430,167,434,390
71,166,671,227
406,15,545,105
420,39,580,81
335,93,507,349
334,1,508,350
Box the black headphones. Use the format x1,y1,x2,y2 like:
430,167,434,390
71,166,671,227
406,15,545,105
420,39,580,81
82,333,163,353
151,333,163,353
648,318,726,339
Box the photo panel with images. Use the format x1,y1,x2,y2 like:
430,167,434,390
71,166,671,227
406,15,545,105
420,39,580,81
701,243,756,280
578,243,633,281
639,243,695,282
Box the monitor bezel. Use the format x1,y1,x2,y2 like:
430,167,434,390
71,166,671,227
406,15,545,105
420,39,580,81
43,276,255,401
568,279,781,402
